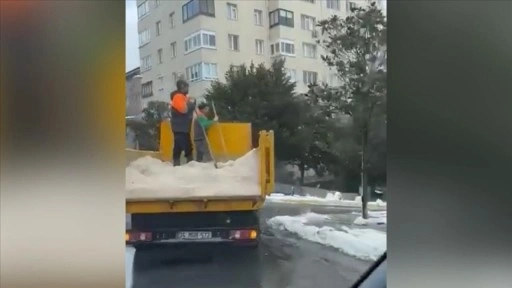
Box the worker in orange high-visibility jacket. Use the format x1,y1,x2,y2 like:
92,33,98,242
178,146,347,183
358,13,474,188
169,79,196,166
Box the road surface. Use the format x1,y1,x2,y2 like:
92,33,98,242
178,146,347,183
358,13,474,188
128,202,385,288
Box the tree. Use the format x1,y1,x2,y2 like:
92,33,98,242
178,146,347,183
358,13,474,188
317,2,387,219
205,59,330,183
129,100,170,151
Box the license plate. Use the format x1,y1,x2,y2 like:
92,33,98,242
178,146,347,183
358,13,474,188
176,231,212,240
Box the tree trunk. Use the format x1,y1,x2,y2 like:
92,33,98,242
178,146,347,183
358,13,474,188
299,162,306,186
361,127,369,219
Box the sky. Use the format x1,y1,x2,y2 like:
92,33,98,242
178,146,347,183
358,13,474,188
124,0,386,73
126,0,139,72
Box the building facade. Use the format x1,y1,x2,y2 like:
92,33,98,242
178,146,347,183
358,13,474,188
126,67,143,116
136,0,384,107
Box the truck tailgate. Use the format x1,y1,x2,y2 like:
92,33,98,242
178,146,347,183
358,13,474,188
126,196,265,214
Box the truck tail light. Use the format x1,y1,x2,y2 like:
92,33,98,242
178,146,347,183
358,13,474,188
126,232,152,242
229,229,257,240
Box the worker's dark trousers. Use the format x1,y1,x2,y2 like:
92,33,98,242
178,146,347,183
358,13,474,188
194,140,211,162
173,132,192,166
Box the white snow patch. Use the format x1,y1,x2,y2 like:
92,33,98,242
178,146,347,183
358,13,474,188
126,149,260,200
353,211,387,226
267,192,387,209
125,246,136,288
268,213,386,261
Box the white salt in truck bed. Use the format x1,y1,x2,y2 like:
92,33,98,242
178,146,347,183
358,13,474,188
125,120,274,249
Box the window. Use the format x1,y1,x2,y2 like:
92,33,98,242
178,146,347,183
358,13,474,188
227,3,238,20
182,0,215,23
156,21,161,36
303,43,317,58
303,71,318,85
271,40,295,56
301,14,315,31
157,49,163,64
155,0,161,8
138,29,151,46
286,69,297,82
202,32,216,47
269,9,294,28
347,1,357,12
169,12,175,28
138,1,150,19
141,81,153,98
184,30,216,54
170,42,177,58
186,63,202,82
202,63,218,80
255,39,264,55
326,0,341,10
228,34,239,51
186,62,218,82
253,9,263,26
140,55,152,71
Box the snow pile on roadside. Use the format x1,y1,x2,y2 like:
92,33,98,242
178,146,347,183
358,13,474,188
268,212,386,261
267,192,387,209
353,211,387,226
126,149,260,199
125,246,136,288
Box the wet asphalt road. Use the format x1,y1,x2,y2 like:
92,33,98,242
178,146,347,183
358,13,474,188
129,202,385,288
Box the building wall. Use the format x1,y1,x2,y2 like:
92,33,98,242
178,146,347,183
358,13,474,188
126,74,143,116
136,0,385,107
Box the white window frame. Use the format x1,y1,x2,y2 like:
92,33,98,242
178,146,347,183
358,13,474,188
303,70,318,85
303,42,317,58
254,9,263,26
186,63,202,82
301,14,315,31
186,62,218,82
327,0,341,10
255,39,264,55
202,62,218,80
184,30,217,54
138,29,151,47
227,3,238,20
272,39,295,56
140,55,152,72
137,1,150,19
170,42,177,58
228,34,240,51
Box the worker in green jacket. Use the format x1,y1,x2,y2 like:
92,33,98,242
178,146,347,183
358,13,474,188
193,102,218,162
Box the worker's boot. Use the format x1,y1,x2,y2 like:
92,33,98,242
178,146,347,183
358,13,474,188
186,156,193,163
173,158,180,166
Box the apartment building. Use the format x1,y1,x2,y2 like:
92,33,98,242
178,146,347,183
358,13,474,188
126,67,143,116
136,0,384,107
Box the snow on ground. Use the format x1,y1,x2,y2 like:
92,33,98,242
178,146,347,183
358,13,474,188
268,212,386,261
126,149,260,200
125,246,136,288
267,192,387,209
352,211,387,226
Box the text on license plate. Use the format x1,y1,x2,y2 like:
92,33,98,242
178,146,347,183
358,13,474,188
176,231,212,240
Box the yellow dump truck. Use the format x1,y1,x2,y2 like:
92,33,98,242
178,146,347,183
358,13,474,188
125,119,274,248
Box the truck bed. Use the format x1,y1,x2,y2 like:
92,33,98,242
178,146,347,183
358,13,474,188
126,149,260,201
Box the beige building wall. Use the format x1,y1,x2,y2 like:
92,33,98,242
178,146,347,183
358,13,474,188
136,0,385,107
